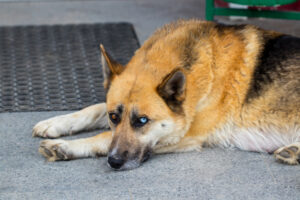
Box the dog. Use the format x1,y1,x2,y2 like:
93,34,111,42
33,20,300,170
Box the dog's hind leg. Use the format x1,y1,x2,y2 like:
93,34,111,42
274,142,300,165
38,131,112,161
33,103,109,138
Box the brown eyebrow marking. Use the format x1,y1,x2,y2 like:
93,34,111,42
117,104,123,114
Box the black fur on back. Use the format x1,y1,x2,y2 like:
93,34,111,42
245,35,300,102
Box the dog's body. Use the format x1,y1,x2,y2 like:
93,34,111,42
33,20,300,170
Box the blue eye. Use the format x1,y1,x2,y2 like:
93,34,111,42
132,116,149,128
139,117,148,124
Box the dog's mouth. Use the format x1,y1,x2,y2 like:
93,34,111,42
107,148,152,171
141,148,152,163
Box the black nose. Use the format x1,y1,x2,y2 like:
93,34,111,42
107,155,125,169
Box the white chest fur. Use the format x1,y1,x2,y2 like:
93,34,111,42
207,122,300,153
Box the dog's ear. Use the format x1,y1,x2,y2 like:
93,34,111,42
100,44,124,90
157,69,186,113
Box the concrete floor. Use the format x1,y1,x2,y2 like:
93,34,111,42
0,0,300,199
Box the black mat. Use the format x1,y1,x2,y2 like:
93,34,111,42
0,23,140,112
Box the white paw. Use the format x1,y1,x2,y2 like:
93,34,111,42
274,143,300,165
32,114,75,138
39,139,72,161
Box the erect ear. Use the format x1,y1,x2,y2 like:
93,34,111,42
100,44,124,91
157,69,186,113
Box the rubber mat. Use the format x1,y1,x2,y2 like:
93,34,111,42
0,23,140,112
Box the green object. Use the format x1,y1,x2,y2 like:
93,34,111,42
223,0,297,6
206,0,300,21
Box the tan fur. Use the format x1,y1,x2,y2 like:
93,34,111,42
33,20,300,170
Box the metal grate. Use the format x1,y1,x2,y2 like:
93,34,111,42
0,23,140,112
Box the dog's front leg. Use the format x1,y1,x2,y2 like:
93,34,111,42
38,131,112,161
33,103,109,138
154,136,204,154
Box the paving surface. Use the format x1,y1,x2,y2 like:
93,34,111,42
0,0,300,199
1,112,300,200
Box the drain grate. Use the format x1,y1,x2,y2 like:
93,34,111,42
0,23,140,112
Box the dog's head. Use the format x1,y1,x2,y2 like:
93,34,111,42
100,45,190,170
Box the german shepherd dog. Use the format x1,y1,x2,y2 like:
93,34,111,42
33,20,300,170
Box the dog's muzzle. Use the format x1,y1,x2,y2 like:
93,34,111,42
107,147,152,170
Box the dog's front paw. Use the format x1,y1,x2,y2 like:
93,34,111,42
39,139,73,162
274,143,300,165
32,115,73,138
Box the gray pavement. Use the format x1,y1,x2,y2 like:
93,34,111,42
1,112,299,200
0,0,300,199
